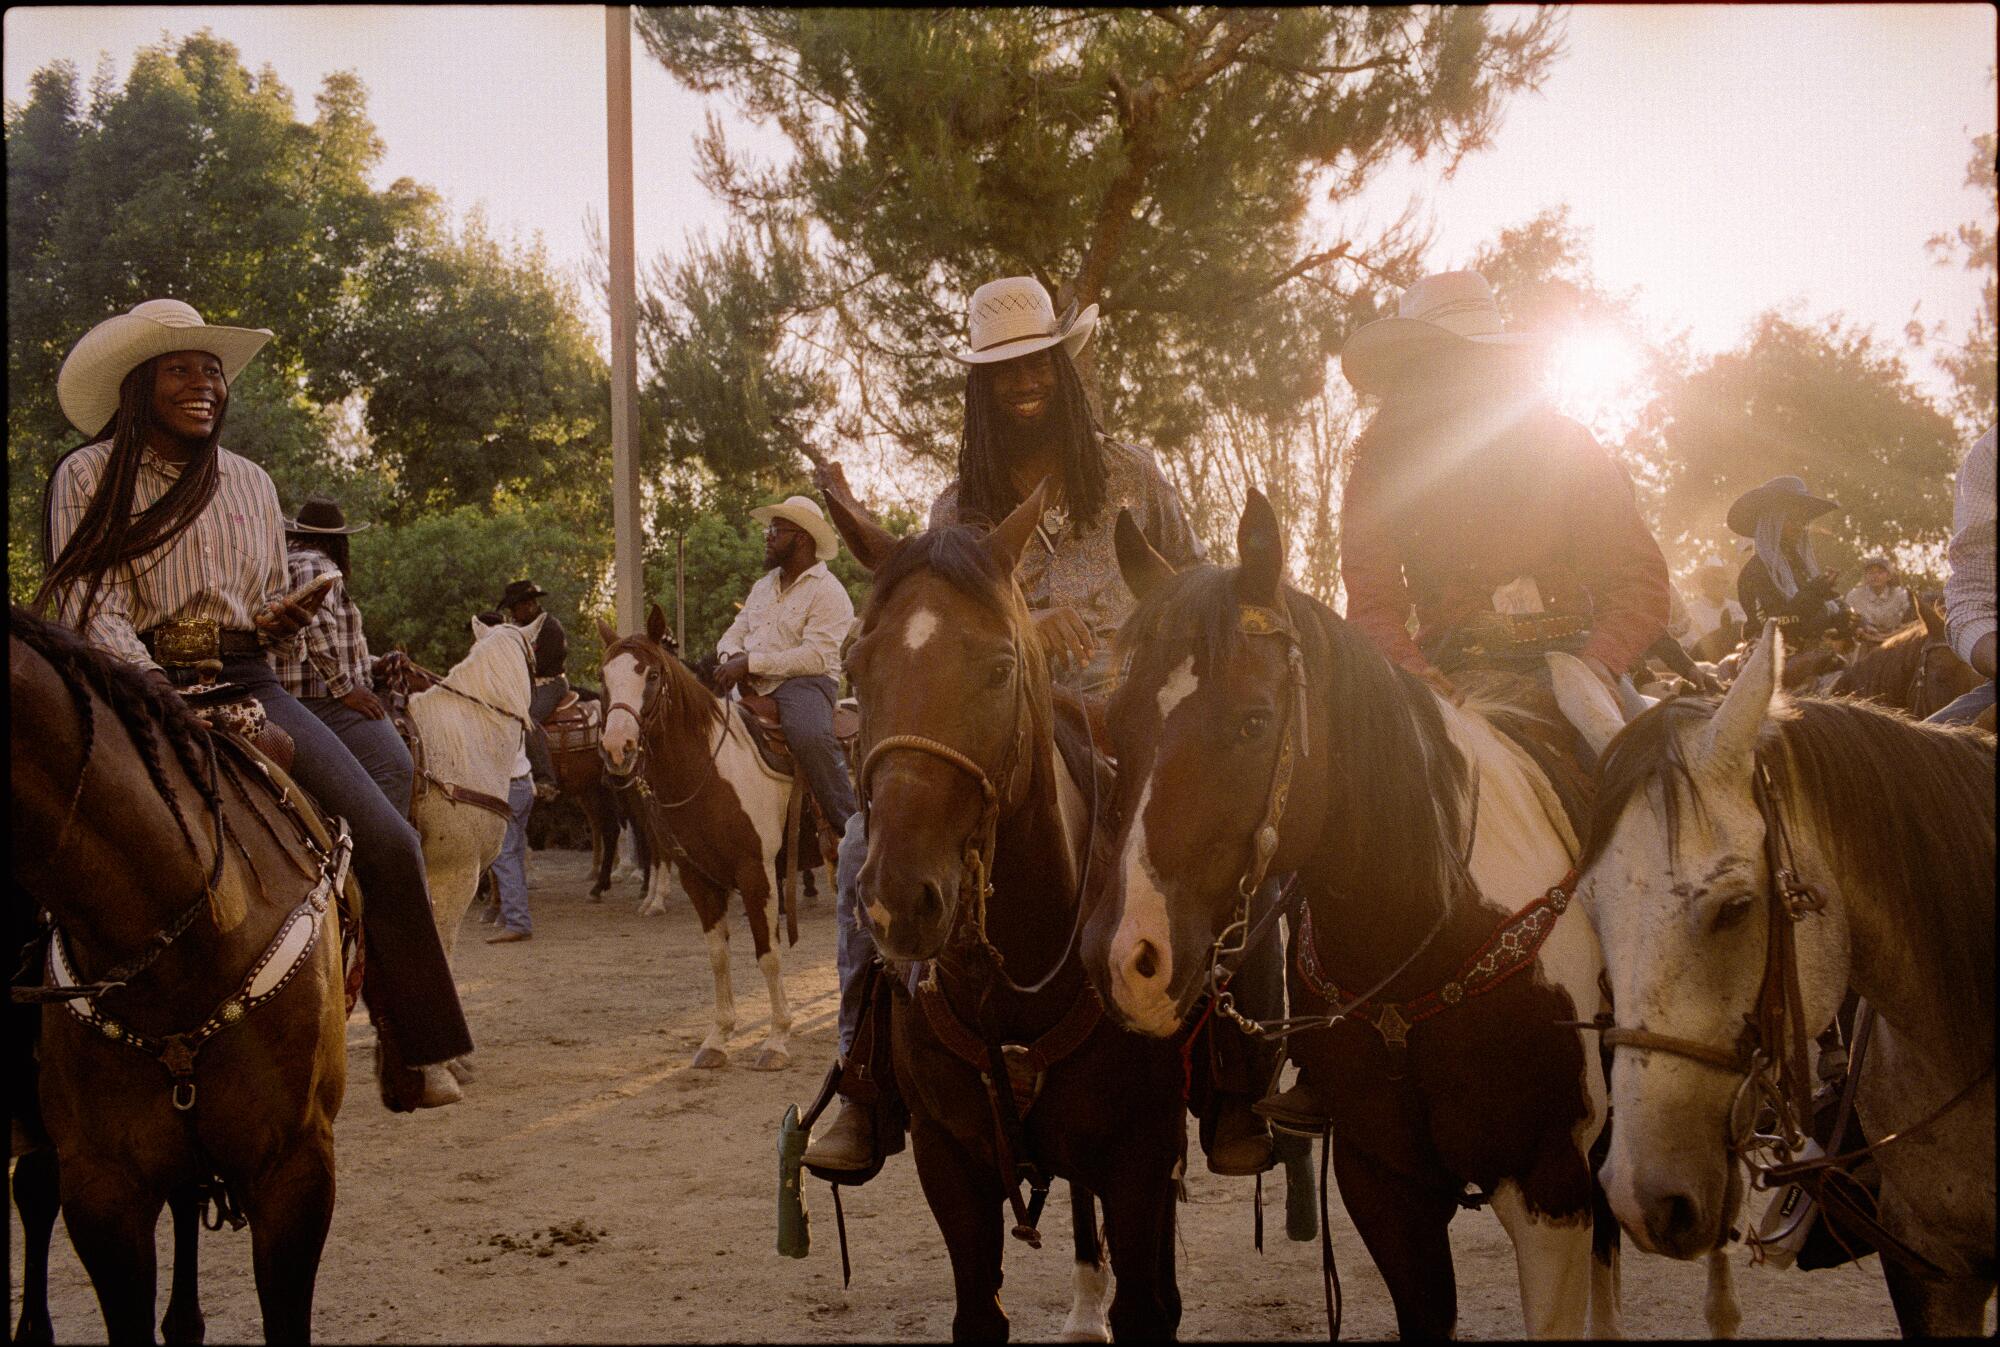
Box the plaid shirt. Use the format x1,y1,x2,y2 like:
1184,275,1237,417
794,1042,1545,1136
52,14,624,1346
1945,425,1996,668
273,543,373,699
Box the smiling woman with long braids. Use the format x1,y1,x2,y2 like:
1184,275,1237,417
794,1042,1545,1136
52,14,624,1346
36,298,473,1112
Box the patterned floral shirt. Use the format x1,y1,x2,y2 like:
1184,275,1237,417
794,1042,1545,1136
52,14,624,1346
929,436,1206,695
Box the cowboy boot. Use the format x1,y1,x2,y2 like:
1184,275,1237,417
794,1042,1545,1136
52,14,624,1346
1203,1093,1277,1176
802,1097,877,1172
1255,1076,1336,1136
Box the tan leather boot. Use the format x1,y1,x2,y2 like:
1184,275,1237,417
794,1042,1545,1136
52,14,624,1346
802,1097,876,1172
1205,1094,1277,1176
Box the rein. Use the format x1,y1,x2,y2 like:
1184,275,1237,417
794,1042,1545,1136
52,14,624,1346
599,640,736,896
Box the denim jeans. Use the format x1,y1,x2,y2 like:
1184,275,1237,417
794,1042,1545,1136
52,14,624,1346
490,774,537,935
834,810,870,1057
189,656,473,1065
772,676,857,837
300,694,414,820
1925,679,1995,725
526,677,568,784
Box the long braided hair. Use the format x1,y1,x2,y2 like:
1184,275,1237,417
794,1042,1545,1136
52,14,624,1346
35,355,228,630
954,344,1107,530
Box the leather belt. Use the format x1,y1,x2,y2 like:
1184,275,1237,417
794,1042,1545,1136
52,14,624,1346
141,620,264,666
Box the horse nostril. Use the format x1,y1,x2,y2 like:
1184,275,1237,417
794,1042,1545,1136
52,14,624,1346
1133,940,1159,981
915,882,943,924
1650,1192,1702,1251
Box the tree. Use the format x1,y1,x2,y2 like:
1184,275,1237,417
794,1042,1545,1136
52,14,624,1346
634,6,1564,492
1910,107,1998,439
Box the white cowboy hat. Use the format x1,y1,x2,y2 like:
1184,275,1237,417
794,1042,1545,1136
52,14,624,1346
751,495,841,563
944,276,1099,366
1339,270,1542,397
57,298,274,436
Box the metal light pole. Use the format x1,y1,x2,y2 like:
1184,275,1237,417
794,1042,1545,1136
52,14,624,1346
606,5,644,635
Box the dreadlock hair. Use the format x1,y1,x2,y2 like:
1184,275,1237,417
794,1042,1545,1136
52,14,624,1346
287,528,351,583
35,355,228,631
955,343,1107,531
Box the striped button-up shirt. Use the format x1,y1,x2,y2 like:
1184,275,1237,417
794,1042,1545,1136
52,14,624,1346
47,441,301,674
1945,425,1996,668
273,542,372,699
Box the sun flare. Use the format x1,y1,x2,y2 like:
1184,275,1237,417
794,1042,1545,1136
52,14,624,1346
1544,327,1650,435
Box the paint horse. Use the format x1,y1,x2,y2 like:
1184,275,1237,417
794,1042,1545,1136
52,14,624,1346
598,604,796,1070
823,483,1187,1342
1830,595,1982,721
1555,626,1995,1336
1083,492,1622,1339
10,606,349,1343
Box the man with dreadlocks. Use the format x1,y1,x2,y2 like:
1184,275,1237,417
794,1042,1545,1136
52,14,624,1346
805,277,1284,1179
38,298,473,1111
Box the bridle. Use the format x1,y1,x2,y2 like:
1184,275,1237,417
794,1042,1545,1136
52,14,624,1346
420,630,537,737
1905,635,1955,718
599,638,726,810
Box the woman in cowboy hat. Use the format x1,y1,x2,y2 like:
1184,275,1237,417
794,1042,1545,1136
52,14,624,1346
276,492,414,819
1727,474,1853,647
36,298,472,1111
1336,270,1672,702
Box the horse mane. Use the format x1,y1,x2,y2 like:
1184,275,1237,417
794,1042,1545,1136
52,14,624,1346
1830,620,1927,703
1116,565,1478,915
1586,695,1995,1045
8,604,218,853
410,624,533,791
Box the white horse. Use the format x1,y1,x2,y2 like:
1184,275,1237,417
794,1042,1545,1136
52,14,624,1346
1553,627,1996,1336
406,618,535,1099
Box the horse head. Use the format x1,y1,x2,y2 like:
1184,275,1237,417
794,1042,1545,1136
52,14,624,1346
832,483,1054,962
596,603,680,779
1083,490,1329,1037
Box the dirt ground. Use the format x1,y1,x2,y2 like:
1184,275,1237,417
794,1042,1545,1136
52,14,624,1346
11,847,1968,1342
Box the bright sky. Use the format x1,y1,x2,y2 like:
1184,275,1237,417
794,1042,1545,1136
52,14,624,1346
5,4,1995,408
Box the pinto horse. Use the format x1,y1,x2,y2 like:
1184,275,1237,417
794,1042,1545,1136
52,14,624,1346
823,483,1187,1342
598,604,796,1071
1555,627,1995,1335
9,606,349,1342
1082,492,1622,1339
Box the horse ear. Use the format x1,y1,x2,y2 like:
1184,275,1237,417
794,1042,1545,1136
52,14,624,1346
1918,591,1946,640
1115,508,1176,603
646,602,669,645
1697,621,1782,779
1233,487,1284,609
1547,652,1629,757
983,478,1046,574
597,616,621,650
822,483,897,575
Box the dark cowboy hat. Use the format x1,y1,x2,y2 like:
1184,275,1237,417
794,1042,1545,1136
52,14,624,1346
283,493,370,535
496,579,547,607
1726,475,1838,537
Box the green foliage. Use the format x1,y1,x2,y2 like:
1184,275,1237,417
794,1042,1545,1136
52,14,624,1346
1913,115,1998,438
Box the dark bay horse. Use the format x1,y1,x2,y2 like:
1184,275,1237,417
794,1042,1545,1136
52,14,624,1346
1830,597,1981,720
9,606,349,1342
1081,492,1622,1338
544,681,655,900
823,484,1187,1342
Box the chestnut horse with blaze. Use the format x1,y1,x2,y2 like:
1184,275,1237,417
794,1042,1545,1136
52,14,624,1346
824,484,1187,1342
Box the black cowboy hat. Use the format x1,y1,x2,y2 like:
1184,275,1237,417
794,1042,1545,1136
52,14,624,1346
496,579,547,607
1726,475,1838,538
283,493,370,535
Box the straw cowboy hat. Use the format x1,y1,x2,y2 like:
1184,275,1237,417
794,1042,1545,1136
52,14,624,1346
57,298,273,435
751,495,840,563
1340,270,1542,397
1726,475,1838,537
283,493,371,536
945,276,1099,366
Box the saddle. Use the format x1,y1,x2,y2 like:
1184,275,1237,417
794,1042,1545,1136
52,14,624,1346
543,691,603,758
734,692,861,774
176,676,296,776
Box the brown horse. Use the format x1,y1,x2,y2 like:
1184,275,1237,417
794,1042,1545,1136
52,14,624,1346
544,682,655,900
823,485,1187,1342
1831,596,1981,720
9,606,348,1343
597,604,796,1070
1082,492,1624,1338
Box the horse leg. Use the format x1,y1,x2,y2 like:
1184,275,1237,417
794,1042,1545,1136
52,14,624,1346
1330,1135,1459,1340
586,783,615,899
61,1180,165,1344
1882,1260,1997,1338
636,818,672,918
681,870,735,1068
910,1119,1009,1342
1057,1185,1110,1343
11,1146,59,1346
159,1187,206,1344
241,1144,335,1345
1488,1178,1596,1338
739,868,793,1071
1100,1161,1179,1342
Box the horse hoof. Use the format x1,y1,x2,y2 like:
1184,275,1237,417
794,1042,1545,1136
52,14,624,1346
1056,1333,1110,1345
161,1310,207,1345
692,1046,729,1069
750,1048,789,1072
587,886,606,903
446,1055,476,1086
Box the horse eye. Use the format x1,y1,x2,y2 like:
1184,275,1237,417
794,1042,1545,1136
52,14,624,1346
1710,895,1754,934
1238,711,1271,742
988,660,1014,689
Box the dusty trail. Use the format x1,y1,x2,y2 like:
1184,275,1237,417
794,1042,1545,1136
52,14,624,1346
13,849,1930,1340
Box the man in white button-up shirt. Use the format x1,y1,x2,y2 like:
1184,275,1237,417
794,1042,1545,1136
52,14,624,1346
1932,424,1995,724
714,495,859,841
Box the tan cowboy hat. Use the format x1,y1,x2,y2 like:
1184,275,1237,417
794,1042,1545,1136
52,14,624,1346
57,298,273,435
1340,270,1542,397
944,276,1099,366
750,495,840,563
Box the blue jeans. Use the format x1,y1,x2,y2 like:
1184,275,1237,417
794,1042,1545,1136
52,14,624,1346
300,694,414,820
491,774,536,935
1926,680,1995,725
189,656,473,1065
773,676,857,837
834,810,870,1057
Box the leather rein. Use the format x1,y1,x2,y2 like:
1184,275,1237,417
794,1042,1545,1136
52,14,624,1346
598,640,738,895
